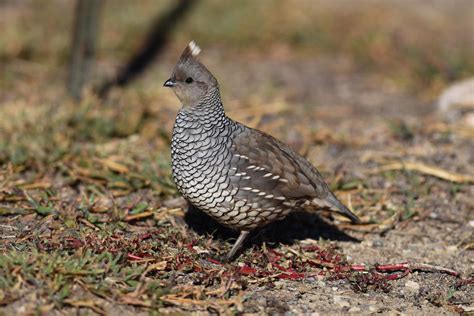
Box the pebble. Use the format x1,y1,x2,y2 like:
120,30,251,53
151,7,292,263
446,245,458,253
460,306,474,312
405,280,420,294
372,239,384,247
255,296,267,306
333,295,351,308
429,212,438,219
348,307,361,313
437,77,474,126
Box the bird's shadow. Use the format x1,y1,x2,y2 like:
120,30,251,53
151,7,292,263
184,204,359,254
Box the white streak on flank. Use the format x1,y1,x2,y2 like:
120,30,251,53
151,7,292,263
265,194,274,199
242,187,252,191
258,192,266,196
247,165,256,169
243,176,251,180
188,41,201,56
279,178,289,183
263,173,272,177
251,189,260,193
275,196,286,200
230,167,237,170
234,154,249,160
272,175,280,180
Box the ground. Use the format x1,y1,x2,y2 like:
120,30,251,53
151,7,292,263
0,1,473,315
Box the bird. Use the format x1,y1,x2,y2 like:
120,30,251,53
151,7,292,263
164,41,360,261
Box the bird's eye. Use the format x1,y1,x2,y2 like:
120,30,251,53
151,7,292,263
185,77,193,84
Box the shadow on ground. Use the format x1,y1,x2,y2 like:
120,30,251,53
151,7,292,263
184,204,359,255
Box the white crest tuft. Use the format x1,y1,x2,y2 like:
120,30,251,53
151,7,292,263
188,41,201,57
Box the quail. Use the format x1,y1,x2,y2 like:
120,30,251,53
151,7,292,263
164,41,360,260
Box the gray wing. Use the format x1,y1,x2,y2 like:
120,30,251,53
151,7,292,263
229,126,331,203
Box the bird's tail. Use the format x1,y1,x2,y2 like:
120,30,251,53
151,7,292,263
311,193,360,223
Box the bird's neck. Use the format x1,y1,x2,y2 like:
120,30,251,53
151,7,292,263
180,88,228,122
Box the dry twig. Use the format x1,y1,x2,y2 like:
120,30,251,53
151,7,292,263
373,161,474,184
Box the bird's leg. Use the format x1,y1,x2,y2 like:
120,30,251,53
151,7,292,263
226,230,250,261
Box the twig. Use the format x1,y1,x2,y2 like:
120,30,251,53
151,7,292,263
293,245,462,281
349,262,461,279
375,262,461,277
373,161,474,184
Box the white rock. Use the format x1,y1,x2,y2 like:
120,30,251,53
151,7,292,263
459,305,474,312
438,78,474,112
437,77,474,125
368,305,377,312
405,280,420,293
348,306,361,313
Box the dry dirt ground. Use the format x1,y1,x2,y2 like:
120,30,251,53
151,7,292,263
1,51,473,315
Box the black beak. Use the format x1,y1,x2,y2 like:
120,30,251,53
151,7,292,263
163,78,176,87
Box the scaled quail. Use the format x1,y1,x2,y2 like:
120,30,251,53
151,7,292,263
164,41,360,260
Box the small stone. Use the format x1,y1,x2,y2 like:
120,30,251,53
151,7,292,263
255,296,267,306
348,307,361,313
333,295,351,308
429,212,438,219
405,280,420,294
446,245,458,253
372,239,383,247
469,220,474,227
368,305,377,312
459,305,474,312
437,77,474,125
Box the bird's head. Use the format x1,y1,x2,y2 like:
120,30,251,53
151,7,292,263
164,41,218,107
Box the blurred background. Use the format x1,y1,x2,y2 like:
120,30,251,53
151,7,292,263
2,0,473,97
1,0,473,164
